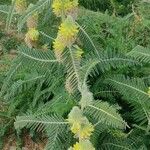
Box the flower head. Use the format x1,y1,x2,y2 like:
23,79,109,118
69,140,95,150
58,16,79,45
64,0,78,11
79,120,94,139
53,37,66,52
14,0,27,14
25,28,39,48
52,0,63,17
26,28,39,41
53,37,66,61
71,122,81,134
52,0,78,18
73,142,80,150
53,16,79,61
67,106,94,139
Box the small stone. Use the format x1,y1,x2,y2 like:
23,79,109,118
10,146,16,150
9,49,17,55
22,147,29,150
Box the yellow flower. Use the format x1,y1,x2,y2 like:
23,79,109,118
53,37,66,52
80,122,94,139
26,28,39,41
53,36,66,61
71,122,80,134
68,106,94,139
64,0,78,12
53,16,79,60
71,140,95,150
58,16,79,46
52,0,79,17
70,118,94,139
59,17,78,40
25,28,39,48
52,0,63,17
14,0,27,14
73,142,80,150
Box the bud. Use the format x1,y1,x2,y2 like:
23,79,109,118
27,12,38,28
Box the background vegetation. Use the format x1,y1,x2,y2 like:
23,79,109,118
0,0,150,149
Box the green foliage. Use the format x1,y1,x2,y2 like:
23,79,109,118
79,0,136,16
84,100,127,129
128,45,150,63
0,0,150,149
2,37,19,52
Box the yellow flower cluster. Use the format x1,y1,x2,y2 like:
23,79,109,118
53,37,66,53
25,28,39,48
69,140,95,150
71,118,94,139
53,16,79,60
14,0,27,14
67,106,94,139
79,121,94,139
25,4,39,48
52,0,63,17
52,0,78,17
59,19,78,43
25,28,39,41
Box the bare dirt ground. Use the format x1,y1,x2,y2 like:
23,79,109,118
2,133,46,150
